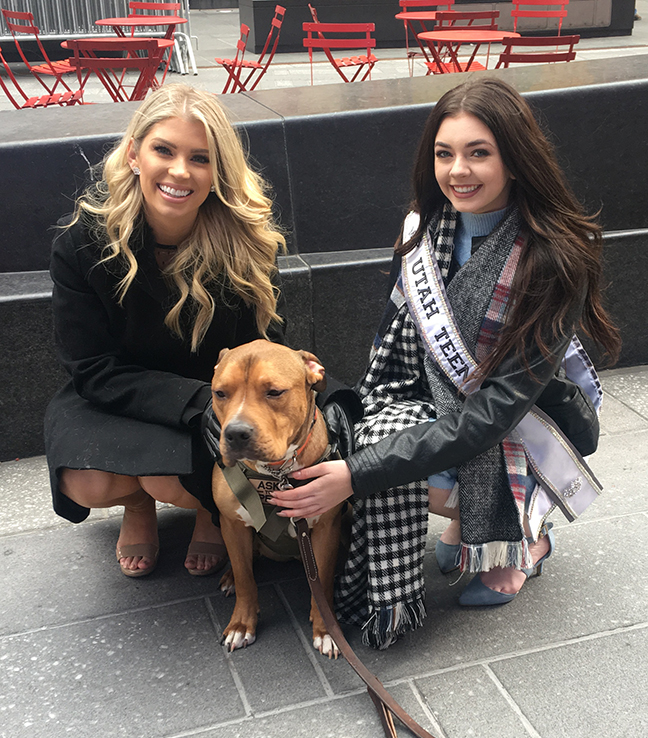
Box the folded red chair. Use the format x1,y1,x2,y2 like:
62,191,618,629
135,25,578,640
215,5,286,93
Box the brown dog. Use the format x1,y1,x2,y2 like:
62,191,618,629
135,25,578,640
211,339,343,657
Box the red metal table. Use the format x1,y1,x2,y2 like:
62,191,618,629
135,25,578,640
418,29,520,73
95,15,189,78
62,37,175,101
94,15,187,39
395,11,440,72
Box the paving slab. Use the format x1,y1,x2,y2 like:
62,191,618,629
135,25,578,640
190,683,437,738
207,584,332,713
580,428,648,520
415,664,539,738
0,600,240,738
599,366,648,419
0,455,111,536
598,382,648,434
311,515,648,684
490,626,648,738
0,509,301,636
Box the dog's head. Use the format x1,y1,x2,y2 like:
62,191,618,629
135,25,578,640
211,339,326,467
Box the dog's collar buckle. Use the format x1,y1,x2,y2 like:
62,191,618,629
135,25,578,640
277,475,293,491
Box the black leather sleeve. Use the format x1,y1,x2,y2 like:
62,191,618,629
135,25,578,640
346,299,587,499
315,374,364,459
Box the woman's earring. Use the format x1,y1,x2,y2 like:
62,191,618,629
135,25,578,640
210,184,216,193
132,167,140,176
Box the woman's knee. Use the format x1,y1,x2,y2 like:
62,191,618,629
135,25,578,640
428,485,460,519
60,468,140,508
138,475,200,508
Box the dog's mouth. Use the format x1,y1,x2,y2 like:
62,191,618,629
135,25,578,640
221,424,287,467
222,443,292,467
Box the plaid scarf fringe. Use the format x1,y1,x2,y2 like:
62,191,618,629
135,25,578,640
461,539,532,573
361,599,427,650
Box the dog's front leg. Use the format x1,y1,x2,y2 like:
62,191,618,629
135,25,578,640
308,504,343,659
220,515,259,651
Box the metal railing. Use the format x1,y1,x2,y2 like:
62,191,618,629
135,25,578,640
0,0,196,73
0,1,129,37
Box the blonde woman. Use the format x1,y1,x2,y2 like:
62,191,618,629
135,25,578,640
45,84,285,578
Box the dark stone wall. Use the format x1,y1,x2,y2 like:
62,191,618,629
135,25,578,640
1,57,647,459
2,58,647,274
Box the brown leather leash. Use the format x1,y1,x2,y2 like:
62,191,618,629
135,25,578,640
294,518,436,738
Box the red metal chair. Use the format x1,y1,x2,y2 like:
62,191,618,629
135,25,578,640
66,37,173,103
215,5,286,93
510,0,570,34
0,44,82,109
128,0,182,16
434,10,499,29
302,11,378,85
1,9,75,95
495,34,579,67
424,10,499,74
215,23,250,93
127,1,183,83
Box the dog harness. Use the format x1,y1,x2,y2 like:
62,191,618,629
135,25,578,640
219,409,340,558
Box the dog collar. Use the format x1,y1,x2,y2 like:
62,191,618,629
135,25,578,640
262,407,320,474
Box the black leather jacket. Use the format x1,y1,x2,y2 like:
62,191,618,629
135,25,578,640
346,262,598,500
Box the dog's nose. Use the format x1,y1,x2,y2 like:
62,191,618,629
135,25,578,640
224,421,255,449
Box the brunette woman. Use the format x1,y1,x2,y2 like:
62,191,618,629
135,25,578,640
270,78,620,648
45,84,285,578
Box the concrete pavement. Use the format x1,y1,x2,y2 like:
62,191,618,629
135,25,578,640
1,367,647,738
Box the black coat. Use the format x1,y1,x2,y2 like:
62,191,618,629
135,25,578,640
45,214,283,522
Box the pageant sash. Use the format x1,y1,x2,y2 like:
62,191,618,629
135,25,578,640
402,229,603,526
561,334,603,413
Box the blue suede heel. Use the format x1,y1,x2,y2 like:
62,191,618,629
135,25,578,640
435,539,461,574
458,523,555,607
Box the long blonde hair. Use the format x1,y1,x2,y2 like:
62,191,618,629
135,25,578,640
72,84,285,351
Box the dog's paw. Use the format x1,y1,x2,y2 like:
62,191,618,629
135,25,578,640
222,628,256,652
313,634,339,659
219,569,235,597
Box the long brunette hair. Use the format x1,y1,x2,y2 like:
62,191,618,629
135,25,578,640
71,84,285,352
398,78,620,376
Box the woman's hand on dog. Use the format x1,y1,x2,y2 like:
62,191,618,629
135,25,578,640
269,460,353,518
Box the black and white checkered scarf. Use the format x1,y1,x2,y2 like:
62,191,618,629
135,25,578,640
335,204,528,649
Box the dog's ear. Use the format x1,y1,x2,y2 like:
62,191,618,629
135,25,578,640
211,348,230,381
215,347,230,367
299,350,327,393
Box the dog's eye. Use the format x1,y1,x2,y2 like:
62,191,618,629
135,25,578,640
267,389,286,398
213,390,226,400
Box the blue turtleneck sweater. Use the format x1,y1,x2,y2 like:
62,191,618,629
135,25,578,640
453,206,509,267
